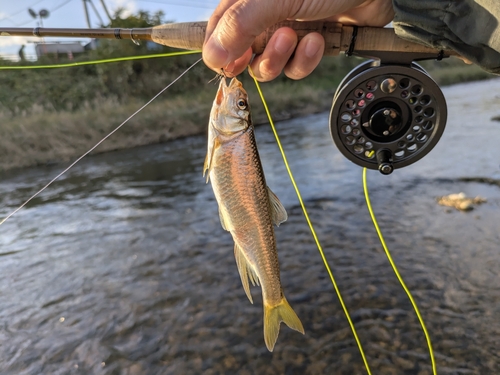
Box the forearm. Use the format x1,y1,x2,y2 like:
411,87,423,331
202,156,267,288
393,0,500,74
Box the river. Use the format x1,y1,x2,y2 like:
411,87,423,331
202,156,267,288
0,78,499,375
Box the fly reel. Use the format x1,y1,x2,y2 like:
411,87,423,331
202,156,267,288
330,60,447,174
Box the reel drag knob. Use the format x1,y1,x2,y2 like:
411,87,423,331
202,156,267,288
367,108,403,138
330,62,447,174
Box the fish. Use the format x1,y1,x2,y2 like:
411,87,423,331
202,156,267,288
204,76,304,351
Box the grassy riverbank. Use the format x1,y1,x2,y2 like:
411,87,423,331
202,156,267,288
0,52,357,172
0,54,493,172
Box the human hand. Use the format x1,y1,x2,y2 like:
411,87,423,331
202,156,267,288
203,0,394,81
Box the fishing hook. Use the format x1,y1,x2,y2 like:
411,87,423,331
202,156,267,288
208,69,226,84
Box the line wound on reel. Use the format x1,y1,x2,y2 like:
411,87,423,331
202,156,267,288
330,55,447,174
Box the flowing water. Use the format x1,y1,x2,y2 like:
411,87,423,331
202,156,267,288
1,78,500,375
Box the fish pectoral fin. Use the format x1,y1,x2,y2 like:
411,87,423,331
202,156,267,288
267,187,288,226
218,208,231,231
203,136,220,183
234,242,260,304
264,293,304,352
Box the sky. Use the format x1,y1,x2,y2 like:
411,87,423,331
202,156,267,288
0,0,219,60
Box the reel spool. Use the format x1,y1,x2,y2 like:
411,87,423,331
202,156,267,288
330,60,447,174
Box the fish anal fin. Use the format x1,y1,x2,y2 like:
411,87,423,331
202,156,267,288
264,293,304,352
234,242,259,304
267,187,288,226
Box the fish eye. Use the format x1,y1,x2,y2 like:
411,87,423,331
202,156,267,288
237,99,247,110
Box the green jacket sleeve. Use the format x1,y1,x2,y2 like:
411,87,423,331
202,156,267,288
392,0,500,74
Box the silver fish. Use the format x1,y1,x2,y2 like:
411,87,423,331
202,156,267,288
204,77,304,351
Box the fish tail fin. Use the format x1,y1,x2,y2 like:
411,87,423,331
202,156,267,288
263,294,304,352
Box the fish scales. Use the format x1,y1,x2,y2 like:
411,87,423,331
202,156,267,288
211,126,282,304
204,77,304,351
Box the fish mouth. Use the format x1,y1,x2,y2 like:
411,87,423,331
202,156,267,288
228,77,242,88
216,77,244,106
217,77,242,90
215,77,227,105
219,76,228,88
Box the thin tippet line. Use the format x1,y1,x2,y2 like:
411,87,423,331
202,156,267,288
0,57,202,226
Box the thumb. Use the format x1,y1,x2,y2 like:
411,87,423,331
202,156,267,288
203,0,298,70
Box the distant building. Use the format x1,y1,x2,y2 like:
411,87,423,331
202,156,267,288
35,42,84,59
84,39,162,51
84,39,99,51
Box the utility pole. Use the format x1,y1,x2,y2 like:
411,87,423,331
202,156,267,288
82,0,91,28
28,8,50,50
99,0,113,23
82,0,112,28
88,0,104,26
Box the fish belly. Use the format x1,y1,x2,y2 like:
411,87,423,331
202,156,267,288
210,129,282,305
208,127,304,352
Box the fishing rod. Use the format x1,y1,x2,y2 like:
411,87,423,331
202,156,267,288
0,21,459,174
0,21,457,59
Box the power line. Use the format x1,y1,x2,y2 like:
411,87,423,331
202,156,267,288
134,0,217,10
0,0,47,20
0,16,18,25
13,19,34,27
13,0,74,27
2,0,214,29
98,0,112,22
52,0,73,13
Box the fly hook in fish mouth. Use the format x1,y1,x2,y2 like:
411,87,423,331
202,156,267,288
208,69,227,84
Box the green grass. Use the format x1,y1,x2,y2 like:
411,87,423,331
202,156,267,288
0,55,495,172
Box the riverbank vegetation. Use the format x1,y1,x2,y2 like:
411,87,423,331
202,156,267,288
0,10,495,172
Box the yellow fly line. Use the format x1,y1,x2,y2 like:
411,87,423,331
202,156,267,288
2,50,436,373
252,70,437,375
0,50,201,70
362,166,437,375
249,67,373,375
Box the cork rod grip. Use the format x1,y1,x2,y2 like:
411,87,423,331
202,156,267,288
150,21,342,54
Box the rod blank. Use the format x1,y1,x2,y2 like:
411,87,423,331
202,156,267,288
0,21,457,58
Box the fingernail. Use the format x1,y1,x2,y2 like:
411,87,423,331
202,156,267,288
274,34,295,54
204,36,229,68
305,39,323,58
224,61,235,73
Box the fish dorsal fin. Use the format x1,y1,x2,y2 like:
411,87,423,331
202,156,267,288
234,242,260,304
267,187,288,226
203,136,220,182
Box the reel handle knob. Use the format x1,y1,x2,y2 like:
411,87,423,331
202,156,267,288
376,149,394,175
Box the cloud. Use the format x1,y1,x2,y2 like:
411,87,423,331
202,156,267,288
0,36,38,60
0,35,36,48
107,0,138,17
